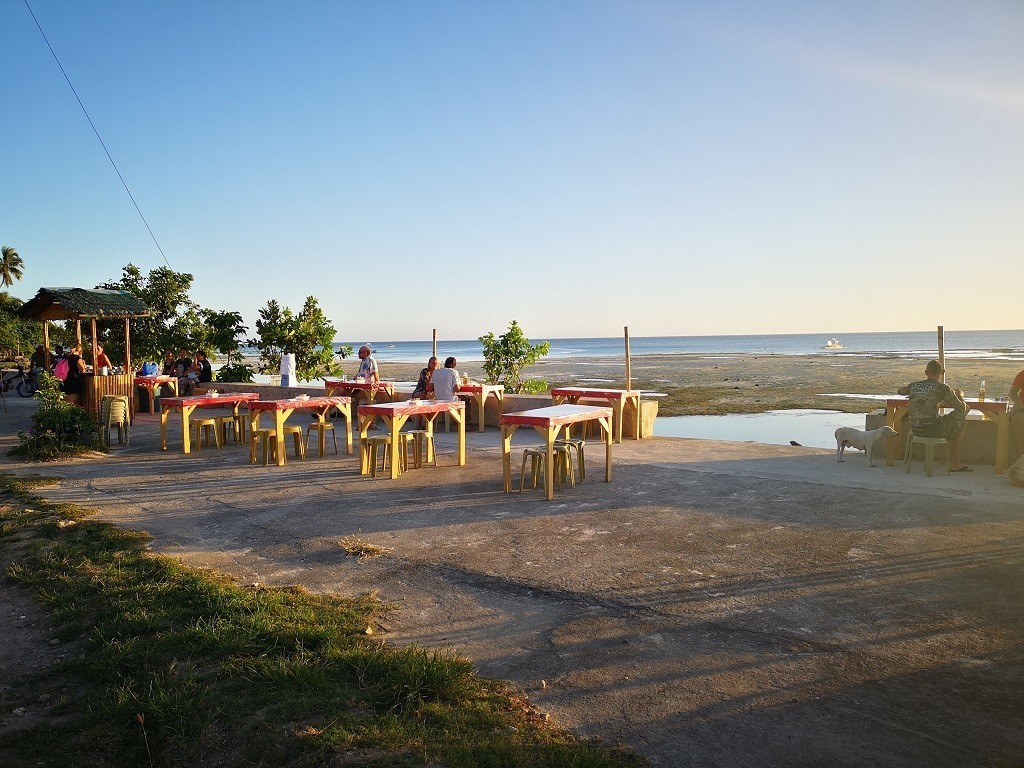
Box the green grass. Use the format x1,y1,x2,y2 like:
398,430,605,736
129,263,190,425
0,474,645,768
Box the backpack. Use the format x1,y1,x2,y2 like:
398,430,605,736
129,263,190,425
141,362,159,376
54,357,69,381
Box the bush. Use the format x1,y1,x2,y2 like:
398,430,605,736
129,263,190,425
215,363,255,383
7,372,101,460
479,320,551,394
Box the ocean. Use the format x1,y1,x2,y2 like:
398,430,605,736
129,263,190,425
330,329,1024,364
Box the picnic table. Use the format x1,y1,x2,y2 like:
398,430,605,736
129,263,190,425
247,396,352,465
550,387,642,443
357,400,465,479
324,379,395,405
456,383,504,431
885,397,1011,473
160,392,259,454
133,375,177,413
501,404,613,500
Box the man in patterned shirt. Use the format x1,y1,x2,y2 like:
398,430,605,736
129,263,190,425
898,359,972,471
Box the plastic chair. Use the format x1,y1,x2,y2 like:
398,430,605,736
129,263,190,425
520,445,575,492
905,434,950,477
215,415,243,445
101,395,130,446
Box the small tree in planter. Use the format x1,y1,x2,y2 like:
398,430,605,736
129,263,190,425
479,320,551,394
252,297,340,382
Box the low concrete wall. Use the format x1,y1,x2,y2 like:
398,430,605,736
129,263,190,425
866,408,1000,465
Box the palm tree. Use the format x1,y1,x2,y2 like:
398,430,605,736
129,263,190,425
1,246,24,287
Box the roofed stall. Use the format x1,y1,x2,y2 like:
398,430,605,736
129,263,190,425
18,287,153,419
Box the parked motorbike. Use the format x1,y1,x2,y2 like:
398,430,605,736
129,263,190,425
0,365,38,398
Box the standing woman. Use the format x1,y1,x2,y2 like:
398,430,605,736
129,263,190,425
62,344,87,406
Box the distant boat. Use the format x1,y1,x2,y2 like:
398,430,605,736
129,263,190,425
822,337,845,349
387,344,396,348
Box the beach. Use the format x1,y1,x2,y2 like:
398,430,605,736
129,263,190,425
334,354,1023,417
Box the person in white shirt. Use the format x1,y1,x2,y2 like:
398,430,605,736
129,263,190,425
430,357,461,401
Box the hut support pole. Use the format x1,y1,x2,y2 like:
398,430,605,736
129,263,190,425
124,318,131,372
75,320,82,348
41,322,50,364
90,318,99,370
937,325,945,382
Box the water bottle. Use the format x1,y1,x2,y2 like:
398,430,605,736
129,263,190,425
979,380,986,401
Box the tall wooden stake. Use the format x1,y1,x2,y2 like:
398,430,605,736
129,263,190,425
432,328,437,359
937,325,945,382
90,318,99,370
624,326,632,390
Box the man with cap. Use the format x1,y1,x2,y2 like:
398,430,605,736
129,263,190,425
898,359,972,471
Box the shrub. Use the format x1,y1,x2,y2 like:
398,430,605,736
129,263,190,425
7,372,101,460
215,363,255,383
479,320,551,394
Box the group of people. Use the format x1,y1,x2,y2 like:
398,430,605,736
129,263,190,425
900,359,1024,473
160,348,212,395
28,342,114,406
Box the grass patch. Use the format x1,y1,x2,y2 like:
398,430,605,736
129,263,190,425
0,474,645,767
338,536,393,559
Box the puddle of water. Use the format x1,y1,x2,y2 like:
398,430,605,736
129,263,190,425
653,409,867,450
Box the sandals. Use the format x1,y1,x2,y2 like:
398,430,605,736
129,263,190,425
951,466,974,472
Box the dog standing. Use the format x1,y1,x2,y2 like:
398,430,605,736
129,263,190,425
835,425,897,468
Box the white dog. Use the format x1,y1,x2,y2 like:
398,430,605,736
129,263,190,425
835,425,897,468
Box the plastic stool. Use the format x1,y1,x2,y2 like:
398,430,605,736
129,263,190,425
191,417,222,450
405,429,436,468
215,415,242,445
905,435,950,477
305,421,338,457
367,435,406,477
520,445,575,492
252,428,278,464
101,395,130,446
282,425,306,460
555,437,585,481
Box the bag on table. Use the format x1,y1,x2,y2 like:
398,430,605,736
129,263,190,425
141,362,159,376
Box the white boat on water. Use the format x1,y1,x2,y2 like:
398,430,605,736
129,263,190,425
822,337,845,349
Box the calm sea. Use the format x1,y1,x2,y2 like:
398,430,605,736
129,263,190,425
329,330,1023,364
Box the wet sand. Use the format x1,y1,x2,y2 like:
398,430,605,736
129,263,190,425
348,354,1023,417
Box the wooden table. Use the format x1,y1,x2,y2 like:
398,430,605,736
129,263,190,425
324,379,395,405
160,392,260,454
247,396,352,465
134,375,178,413
550,387,641,443
456,383,504,431
885,398,1011,473
501,404,613,500
357,400,466,479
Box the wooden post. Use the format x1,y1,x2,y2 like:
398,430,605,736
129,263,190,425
624,326,631,390
75,319,82,347
124,317,132,373
432,329,437,359
41,321,50,365
90,318,99,370
937,325,945,382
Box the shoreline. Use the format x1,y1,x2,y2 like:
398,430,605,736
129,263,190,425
231,352,1023,418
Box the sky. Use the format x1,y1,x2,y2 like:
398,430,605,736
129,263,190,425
3,0,1022,342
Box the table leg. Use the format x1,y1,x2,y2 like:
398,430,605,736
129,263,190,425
358,414,374,475
473,393,486,431
425,414,437,464
630,394,641,440
181,405,194,454
885,406,908,466
249,411,261,463
599,414,613,481
501,424,518,492
451,405,466,465
387,416,405,479
610,397,625,444
994,412,1009,474
160,405,171,450
273,410,286,466
341,402,353,455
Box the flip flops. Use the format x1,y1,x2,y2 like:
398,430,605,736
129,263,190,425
951,466,974,472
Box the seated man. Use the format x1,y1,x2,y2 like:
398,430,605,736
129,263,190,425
431,357,461,402
898,359,971,471
194,350,213,385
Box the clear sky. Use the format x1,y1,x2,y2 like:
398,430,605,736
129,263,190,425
3,1,1022,342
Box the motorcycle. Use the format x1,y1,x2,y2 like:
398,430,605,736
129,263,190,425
0,365,38,398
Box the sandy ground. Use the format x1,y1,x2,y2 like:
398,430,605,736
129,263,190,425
1,391,1023,767
340,354,1023,416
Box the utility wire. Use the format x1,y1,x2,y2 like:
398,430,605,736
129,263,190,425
24,0,172,269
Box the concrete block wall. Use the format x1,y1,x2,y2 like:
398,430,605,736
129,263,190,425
866,408,1000,465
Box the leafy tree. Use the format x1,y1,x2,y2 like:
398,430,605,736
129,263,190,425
479,320,551,393
1,245,24,287
0,292,41,359
204,309,254,382
7,372,100,460
251,297,339,381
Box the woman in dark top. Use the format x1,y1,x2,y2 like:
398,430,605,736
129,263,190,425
62,344,87,406
195,351,213,383
161,350,176,377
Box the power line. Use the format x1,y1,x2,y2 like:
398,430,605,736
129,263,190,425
23,0,172,269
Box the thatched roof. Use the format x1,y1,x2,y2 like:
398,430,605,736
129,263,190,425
18,287,153,321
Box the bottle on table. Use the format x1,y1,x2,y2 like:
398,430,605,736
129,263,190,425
979,380,987,401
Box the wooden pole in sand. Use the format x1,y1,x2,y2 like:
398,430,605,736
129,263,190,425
937,325,945,382
432,329,437,359
624,326,632,390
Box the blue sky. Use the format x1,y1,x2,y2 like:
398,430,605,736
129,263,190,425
3,1,1022,341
